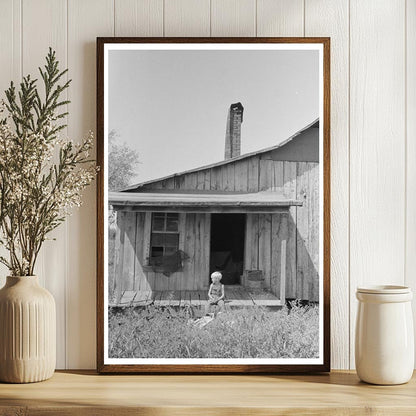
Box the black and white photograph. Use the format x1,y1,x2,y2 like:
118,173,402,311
98,39,329,371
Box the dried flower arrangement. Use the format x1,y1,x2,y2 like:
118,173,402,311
0,49,96,276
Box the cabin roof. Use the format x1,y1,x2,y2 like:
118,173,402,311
123,118,319,192
109,191,303,212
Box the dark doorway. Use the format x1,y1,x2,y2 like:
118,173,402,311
209,213,246,285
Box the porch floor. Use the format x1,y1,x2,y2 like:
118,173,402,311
111,285,283,308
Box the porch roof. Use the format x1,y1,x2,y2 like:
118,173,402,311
109,191,303,213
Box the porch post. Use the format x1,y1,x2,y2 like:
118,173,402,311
280,238,286,305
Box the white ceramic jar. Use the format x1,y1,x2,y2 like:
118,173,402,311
355,285,414,385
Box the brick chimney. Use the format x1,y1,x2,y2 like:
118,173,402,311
224,102,244,160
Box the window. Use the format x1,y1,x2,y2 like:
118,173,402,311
150,213,179,258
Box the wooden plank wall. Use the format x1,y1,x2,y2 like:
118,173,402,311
406,0,416,369
128,156,319,301
349,0,406,369
296,163,319,302
19,0,68,370
0,0,411,370
114,212,210,292
305,0,350,370
243,160,319,301
141,159,258,193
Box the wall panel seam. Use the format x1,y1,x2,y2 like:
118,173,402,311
19,0,23,80
404,0,407,285
303,0,305,37
20,0,23,77
348,0,351,370
209,0,212,36
64,0,69,369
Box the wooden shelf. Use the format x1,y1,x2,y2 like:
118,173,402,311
0,370,415,415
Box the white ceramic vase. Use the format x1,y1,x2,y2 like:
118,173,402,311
0,276,56,383
355,285,414,385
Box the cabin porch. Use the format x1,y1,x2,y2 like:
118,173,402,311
110,285,283,308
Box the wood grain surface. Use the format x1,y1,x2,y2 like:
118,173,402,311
406,0,416,367
67,0,114,370
349,0,406,369
22,0,68,369
0,371,415,415
305,0,350,371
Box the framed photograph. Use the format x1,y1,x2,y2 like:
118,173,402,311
97,37,330,373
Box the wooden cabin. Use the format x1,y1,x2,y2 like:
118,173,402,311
109,104,319,308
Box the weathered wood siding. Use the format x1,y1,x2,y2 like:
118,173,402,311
240,159,319,301
115,154,319,301
244,212,289,299
114,212,211,292
139,158,261,193
296,162,320,301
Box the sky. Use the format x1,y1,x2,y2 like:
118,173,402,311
108,48,319,184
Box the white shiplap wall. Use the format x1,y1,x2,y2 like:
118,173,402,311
0,0,414,370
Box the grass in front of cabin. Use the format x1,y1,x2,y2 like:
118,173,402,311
108,303,319,359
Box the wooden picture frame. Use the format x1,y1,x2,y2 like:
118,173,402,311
97,37,330,373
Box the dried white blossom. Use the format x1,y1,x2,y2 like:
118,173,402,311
0,103,96,275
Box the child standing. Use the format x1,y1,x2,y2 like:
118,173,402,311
205,271,225,316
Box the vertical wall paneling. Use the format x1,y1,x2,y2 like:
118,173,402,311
22,0,67,368
164,0,210,37
134,213,145,291
211,0,256,37
234,160,248,192
114,0,163,37
0,0,21,98
0,0,13,102
114,211,126,303
0,0,414,369
305,0,350,369
121,212,136,290
309,163,320,302
283,162,297,299
67,0,114,369
256,0,304,300
142,212,153,291
202,214,211,289
296,162,310,300
245,214,259,270
406,0,416,364
0,0,21,287
257,0,304,36
193,214,205,290
349,0,406,369
258,214,272,289
183,213,196,290
271,214,283,298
